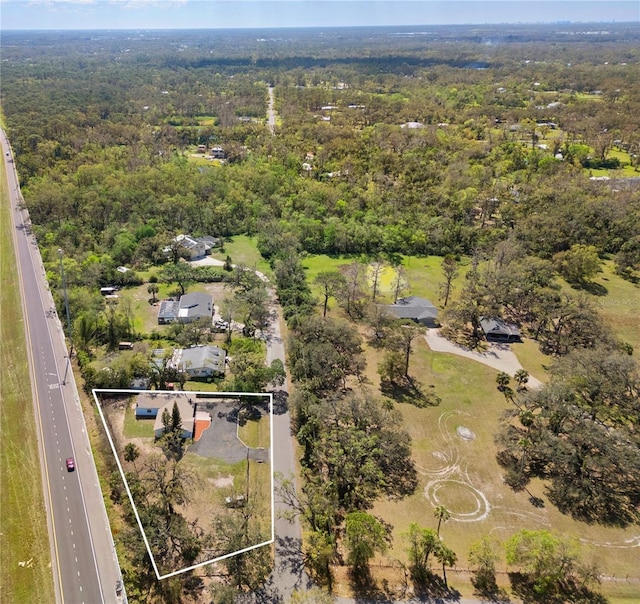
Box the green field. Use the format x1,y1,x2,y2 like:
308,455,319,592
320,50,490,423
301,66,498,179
210,234,272,278
302,252,640,600
0,151,55,602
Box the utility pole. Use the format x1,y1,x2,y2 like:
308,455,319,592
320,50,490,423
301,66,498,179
57,248,73,385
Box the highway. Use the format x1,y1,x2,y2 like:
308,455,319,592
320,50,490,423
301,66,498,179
2,131,123,603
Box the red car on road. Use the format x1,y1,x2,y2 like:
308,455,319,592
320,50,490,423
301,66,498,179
66,458,75,472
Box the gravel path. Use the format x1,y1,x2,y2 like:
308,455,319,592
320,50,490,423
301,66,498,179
425,329,543,389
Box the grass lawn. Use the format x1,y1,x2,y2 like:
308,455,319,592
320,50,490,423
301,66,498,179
1,157,55,602
210,234,272,278
238,408,271,450
123,403,155,438
365,336,640,596
302,252,639,600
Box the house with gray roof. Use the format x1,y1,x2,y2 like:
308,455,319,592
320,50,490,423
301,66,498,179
177,292,212,323
170,345,226,379
480,317,521,343
157,292,213,324
134,392,195,439
383,296,438,327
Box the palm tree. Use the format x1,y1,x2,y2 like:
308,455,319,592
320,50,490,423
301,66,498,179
147,283,159,303
496,371,511,392
514,369,530,391
435,543,457,588
434,505,451,537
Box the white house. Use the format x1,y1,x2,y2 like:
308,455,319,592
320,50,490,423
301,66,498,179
170,345,226,378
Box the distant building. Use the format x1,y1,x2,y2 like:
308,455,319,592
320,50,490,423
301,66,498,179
382,296,438,327
173,234,206,260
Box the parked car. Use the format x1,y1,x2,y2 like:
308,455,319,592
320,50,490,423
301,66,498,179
66,457,75,472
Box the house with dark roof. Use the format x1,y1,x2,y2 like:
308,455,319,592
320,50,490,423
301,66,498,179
157,300,179,324
480,317,521,343
157,292,213,324
170,345,226,379
383,296,438,327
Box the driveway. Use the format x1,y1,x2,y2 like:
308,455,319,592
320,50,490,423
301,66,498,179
189,401,248,463
425,328,543,389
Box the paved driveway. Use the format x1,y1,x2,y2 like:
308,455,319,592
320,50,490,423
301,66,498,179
189,401,247,463
190,400,270,464
425,328,543,388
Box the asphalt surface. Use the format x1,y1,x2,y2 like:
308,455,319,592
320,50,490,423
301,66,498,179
2,131,123,603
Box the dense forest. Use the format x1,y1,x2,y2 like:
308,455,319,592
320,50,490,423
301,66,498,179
3,25,640,274
2,22,640,603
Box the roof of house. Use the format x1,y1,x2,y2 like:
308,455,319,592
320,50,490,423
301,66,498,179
136,391,176,410
152,393,195,436
195,235,220,249
177,292,212,320
384,296,438,321
175,345,226,374
175,234,203,250
480,317,521,337
158,300,179,321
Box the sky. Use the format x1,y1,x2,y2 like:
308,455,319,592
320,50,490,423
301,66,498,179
0,0,638,31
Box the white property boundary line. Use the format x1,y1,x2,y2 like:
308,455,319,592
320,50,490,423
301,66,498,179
92,389,274,581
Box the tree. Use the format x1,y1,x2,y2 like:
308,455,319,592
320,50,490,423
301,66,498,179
553,244,602,285
505,529,603,603
514,369,529,391
439,255,459,307
344,511,388,571
389,264,409,304
496,346,640,526
124,442,140,471
288,315,365,393
434,542,457,588
406,524,440,583
369,257,385,301
338,261,367,319
159,261,194,297
378,350,405,385
433,505,450,536
314,270,346,318
389,321,424,377
147,282,159,303
496,371,511,392
469,536,502,598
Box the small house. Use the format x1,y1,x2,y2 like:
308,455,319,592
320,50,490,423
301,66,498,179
480,317,521,343
383,296,438,327
134,392,195,439
170,345,226,378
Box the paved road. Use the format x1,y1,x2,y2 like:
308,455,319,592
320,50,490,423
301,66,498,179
2,131,123,603
265,290,313,598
